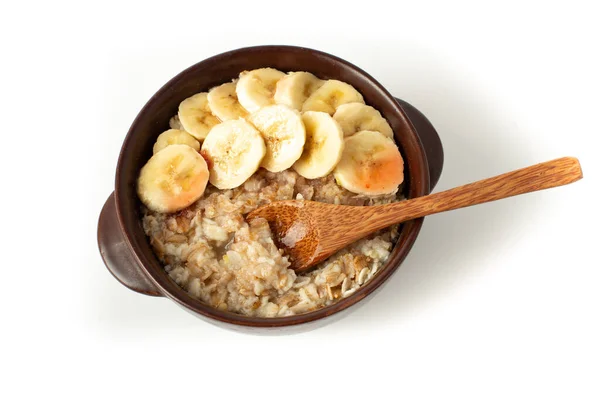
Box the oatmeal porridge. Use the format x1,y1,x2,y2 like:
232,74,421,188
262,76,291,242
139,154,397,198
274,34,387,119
137,68,405,317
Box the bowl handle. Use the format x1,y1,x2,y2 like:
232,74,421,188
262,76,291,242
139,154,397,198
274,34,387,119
97,192,162,296
395,98,444,191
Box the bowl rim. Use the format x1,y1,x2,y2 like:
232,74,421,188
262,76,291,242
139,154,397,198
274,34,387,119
114,45,430,327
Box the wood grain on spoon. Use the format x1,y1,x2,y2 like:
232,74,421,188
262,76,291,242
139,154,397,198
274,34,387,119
247,157,583,272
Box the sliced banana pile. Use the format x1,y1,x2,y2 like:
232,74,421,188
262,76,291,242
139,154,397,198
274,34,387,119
137,67,405,213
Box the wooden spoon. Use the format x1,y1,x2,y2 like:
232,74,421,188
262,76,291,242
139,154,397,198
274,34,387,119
248,157,582,272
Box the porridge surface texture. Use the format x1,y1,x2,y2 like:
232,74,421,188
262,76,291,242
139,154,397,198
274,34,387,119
143,169,400,317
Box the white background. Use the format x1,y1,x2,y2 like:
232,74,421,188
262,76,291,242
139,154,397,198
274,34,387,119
2,0,598,398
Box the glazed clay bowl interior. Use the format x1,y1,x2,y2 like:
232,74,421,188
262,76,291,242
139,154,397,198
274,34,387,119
108,45,433,330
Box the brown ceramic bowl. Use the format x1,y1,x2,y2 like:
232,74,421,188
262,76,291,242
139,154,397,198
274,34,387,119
98,46,444,332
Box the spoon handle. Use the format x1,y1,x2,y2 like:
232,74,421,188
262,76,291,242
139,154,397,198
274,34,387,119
380,157,582,225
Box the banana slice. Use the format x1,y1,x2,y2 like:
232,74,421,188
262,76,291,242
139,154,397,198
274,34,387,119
153,129,200,154
207,80,248,121
333,103,393,138
236,68,286,113
200,119,266,189
301,79,365,115
247,105,306,172
169,115,184,130
274,71,324,110
178,93,221,141
137,144,209,213
334,130,404,195
292,111,344,179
